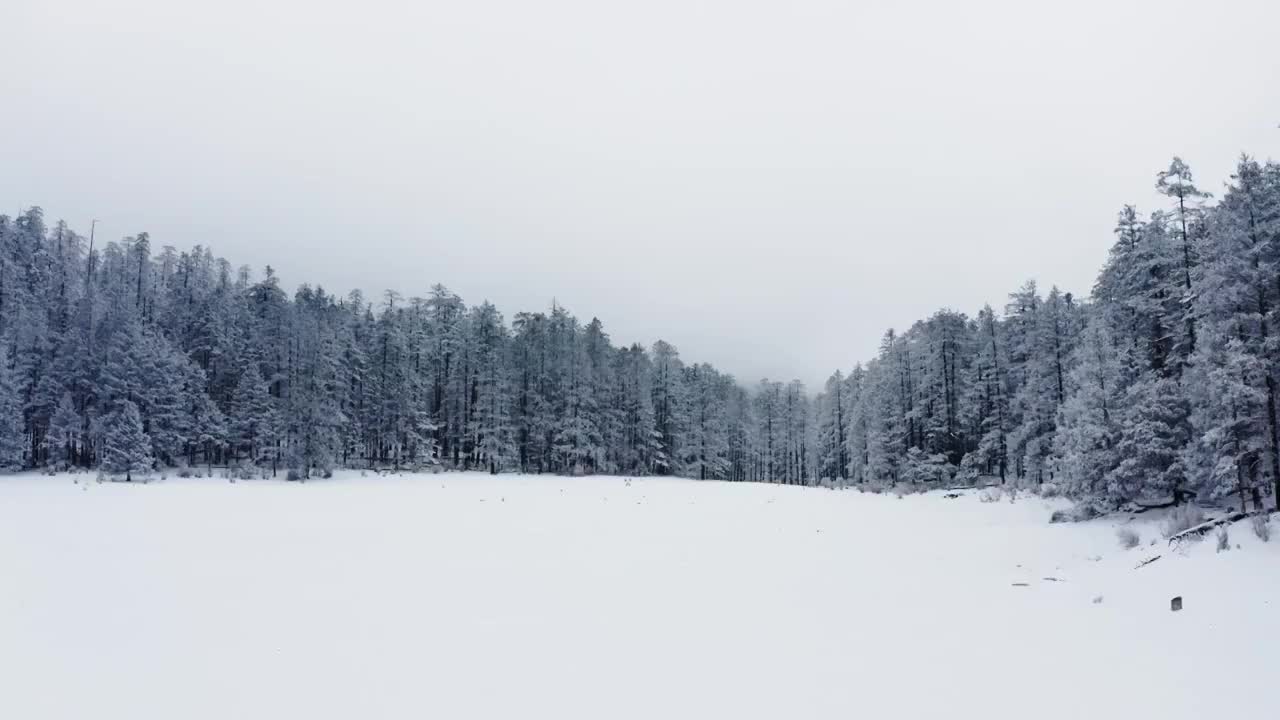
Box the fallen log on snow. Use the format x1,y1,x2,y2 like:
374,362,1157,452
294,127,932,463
1167,512,1247,547
1134,555,1161,569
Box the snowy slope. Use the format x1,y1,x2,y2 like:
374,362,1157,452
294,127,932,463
1,472,1275,720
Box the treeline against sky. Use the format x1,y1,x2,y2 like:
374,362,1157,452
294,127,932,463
2,151,1278,510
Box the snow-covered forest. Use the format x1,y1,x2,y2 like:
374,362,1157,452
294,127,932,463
2,154,1278,509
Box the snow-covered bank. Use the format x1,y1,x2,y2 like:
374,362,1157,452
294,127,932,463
1,472,1276,720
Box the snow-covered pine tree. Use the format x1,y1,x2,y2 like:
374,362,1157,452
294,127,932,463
46,391,82,469
1184,336,1269,512
1054,311,1123,496
285,286,347,479
814,370,848,482
144,338,194,465
615,342,656,475
100,400,153,481
98,319,149,414
650,340,688,476
1181,156,1280,510
961,305,1009,484
1156,157,1211,359
550,308,601,475
842,365,868,484
471,319,515,473
582,317,622,474
0,347,26,469
185,363,228,472
684,363,730,480
1106,375,1191,504
917,310,970,467
231,363,280,468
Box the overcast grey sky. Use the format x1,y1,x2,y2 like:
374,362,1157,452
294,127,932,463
4,0,1279,386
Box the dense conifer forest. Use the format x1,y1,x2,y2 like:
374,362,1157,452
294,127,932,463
3,152,1278,511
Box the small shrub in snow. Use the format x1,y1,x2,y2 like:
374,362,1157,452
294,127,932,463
1215,526,1230,553
1116,527,1140,549
286,469,302,482
1049,503,1101,524
1037,482,1060,498
322,469,334,479
177,467,194,478
1252,514,1271,542
1161,504,1206,539
979,487,1002,503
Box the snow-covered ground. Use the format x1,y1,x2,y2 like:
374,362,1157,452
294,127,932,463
1,472,1276,719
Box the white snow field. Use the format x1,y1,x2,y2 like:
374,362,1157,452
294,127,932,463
2,473,1276,720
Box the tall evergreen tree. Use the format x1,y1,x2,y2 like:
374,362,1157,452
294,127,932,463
0,347,25,469
47,391,81,469
100,400,153,481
